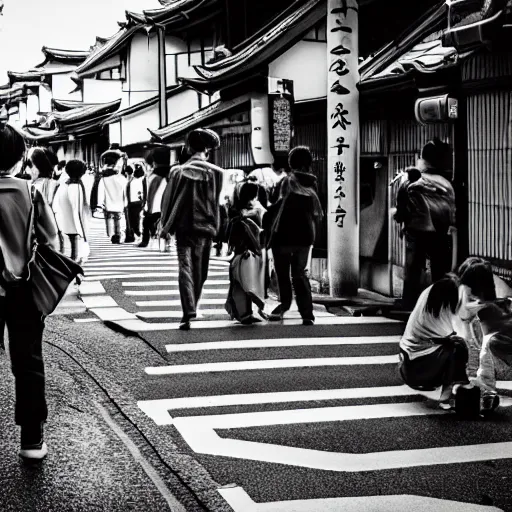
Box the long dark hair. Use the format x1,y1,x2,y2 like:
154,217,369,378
426,274,460,318
457,257,496,302
0,124,25,172
30,147,54,178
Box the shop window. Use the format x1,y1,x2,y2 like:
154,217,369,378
360,160,377,211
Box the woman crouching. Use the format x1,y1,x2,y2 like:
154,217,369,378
398,274,474,408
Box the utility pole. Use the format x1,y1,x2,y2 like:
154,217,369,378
326,0,360,297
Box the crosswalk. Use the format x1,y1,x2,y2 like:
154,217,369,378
79,217,336,327
78,217,511,511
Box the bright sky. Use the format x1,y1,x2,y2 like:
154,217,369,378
0,0,161,83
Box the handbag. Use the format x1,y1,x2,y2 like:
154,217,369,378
27,183,83,317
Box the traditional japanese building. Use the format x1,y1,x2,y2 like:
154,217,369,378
359,0,512,296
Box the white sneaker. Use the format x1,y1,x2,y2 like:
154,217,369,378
20,441,48,460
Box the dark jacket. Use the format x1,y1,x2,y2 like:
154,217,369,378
263,171,323,247
160,156,224,239
394,168,456,234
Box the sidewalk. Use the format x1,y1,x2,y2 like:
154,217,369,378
0,317,199,512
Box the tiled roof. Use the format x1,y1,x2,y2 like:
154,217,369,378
35,47,90,67
75,24,142,77
150,94,250,142
51,99,121,126
52,98,104,112
143,0,221,27
359,2,447,82
179,0,325,94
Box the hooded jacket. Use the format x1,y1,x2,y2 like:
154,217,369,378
264,171,323,247
160,156,224,239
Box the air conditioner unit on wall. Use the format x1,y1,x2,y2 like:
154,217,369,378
414,94,458,125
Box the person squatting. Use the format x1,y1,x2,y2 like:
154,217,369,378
393,138,512,417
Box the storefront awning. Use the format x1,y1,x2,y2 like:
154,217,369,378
149,94,250,142
178,0,325,95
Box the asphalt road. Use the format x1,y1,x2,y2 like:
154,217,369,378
42,218,512,511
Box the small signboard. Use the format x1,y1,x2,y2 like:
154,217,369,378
270,95,293,154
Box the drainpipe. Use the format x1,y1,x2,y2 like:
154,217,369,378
157,26,168,129
326,0,360,297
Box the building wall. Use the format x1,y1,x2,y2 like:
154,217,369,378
83,78,122,104
268,40,327,102
52,73,82,101
120,104,159,147
462,52,512,280
125,32,159,108
165,35,214,87
167,88,200,124
39,85,52,113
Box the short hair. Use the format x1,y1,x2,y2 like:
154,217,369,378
30,147,54,178
0,124,25,171
65,159,86,182
457,257,496,302
187,128,220,153
288,146,312,172
406,166,422,183
239,182,259,206
103,153,120,166
273,155,289,172
421,137,452,170
44,148,58,167
133,164,145,178
426,274,460,318
58,160,67,170
150,146,171,167
125,165,134,175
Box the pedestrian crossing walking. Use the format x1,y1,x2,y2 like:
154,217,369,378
75,220,511,511
78,217,337,328
136,319,512,511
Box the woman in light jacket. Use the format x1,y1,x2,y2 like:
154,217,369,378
0,123,58,461
52,159,90,263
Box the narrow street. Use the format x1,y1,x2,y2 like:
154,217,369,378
22,217,509,512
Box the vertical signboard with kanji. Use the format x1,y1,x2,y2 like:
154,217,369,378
327,0,359,297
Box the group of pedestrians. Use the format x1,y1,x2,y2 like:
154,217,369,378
393,138,512,416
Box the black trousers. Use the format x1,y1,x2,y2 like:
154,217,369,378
141,212,161,245
399,339,469,391
0,285,47,426
176,234,212,320
272,245,314,321
126,201,143,239
403,230,452,310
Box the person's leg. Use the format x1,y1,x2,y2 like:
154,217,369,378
68,234,78,261
105,212,114,238
58,231,65,253
139,212,151,247
129,202,143,237
402,231,427,310
290,246,314,323
439,338,470,401
192,237,212,305
113,213,122,240
176,237,197,326
6,286,47,458
271,246,293,318
428,233,452,282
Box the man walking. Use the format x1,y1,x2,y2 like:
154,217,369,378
392,138,457,310
97,147,127,244
160,129,223,330
138,147,170,248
